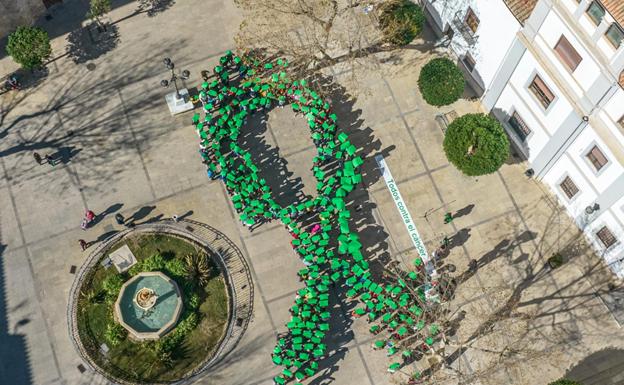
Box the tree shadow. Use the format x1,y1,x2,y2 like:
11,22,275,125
425,201,621,383
136,0,176,17
0,40,188,194
65,23,120,64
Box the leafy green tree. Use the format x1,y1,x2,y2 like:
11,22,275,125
379,0,425,45
418,57,465,106
5,26,52,69
87,0,112,29
443,113,509,176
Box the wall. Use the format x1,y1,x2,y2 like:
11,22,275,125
423,0,520,91
0,0,47,39
482,0,624,276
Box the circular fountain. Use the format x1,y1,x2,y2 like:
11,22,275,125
114,271,183,341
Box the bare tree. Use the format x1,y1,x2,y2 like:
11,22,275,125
234,0,386,83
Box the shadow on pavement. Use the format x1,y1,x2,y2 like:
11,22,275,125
65,23,120,64
0,243,34,385
566,348,624,385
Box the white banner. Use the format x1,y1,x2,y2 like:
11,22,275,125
375,154,430,263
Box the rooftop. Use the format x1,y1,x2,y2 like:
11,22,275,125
503,0,538,25
504,0,624,28
601,0,624,29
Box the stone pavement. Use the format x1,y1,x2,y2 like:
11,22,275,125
1,1,623,385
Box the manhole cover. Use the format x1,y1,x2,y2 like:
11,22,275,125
86,63,96,71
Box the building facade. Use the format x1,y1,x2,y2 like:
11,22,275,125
423,0,624,277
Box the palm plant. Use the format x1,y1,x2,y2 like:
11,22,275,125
184,253,211,287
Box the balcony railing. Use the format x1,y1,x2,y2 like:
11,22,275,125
451,11,477,46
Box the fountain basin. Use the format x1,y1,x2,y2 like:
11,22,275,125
114,271,183,341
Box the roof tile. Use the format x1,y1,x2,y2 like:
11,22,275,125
600,0,624,29
503,0,538,25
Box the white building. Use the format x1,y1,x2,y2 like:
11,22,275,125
423,0,624,277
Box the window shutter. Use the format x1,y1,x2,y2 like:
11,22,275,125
554,35,583,71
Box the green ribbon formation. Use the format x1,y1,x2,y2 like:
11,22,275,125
193,51,438,384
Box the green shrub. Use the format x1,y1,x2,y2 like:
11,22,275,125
102,274,123,300
6,26,52,69
548,380,582,385
152,334,178,356
130,253,166,275
379,0,425,45
165,258,187,279
153,312,199,356
418,57,465,106
175,312,199,338
443,113,509,176
186,293,200,311
104,322,126,346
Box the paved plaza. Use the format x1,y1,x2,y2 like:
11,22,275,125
1,1,624,385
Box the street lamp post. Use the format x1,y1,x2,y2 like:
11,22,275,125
160,57,190,100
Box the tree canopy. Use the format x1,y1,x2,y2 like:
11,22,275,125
418,57,465,106
6,26,52,69
443,113,510,176
379,0,425,45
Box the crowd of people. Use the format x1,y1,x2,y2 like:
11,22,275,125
192,51,440,384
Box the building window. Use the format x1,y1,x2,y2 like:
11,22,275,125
462,53,476,72
465,8,480,34
596,226,617,248
554,35,583,71
586,145,608,171
508,111,531,140
528,75,555,109
559,176,579,199
586,1,606,25
605,24,624,49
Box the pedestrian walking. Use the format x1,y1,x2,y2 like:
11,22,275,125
114,213,125,225
79,239,88,251
33,152,42,165
85,210,95,224
172,215,179,222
